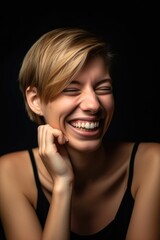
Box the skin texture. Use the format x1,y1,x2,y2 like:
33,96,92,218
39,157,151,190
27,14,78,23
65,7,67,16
0,57,160,240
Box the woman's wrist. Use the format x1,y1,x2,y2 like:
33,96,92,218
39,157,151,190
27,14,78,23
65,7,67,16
53,177,74,195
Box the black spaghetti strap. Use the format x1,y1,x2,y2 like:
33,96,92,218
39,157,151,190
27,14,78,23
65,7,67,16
127,142,140,188
28,149,50,228
28,149,41,189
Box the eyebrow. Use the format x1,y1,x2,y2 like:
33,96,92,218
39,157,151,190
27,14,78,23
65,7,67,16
97,78,112,84
70,78,112,85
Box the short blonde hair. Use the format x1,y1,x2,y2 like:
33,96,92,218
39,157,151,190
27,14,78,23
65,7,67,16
19,27,112,124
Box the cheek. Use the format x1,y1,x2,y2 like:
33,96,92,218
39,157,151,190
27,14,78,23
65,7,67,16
43,99,75,126
41,102,59,126
102,95,115,113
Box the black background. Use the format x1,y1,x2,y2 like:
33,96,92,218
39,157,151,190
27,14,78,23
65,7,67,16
0,4,160,156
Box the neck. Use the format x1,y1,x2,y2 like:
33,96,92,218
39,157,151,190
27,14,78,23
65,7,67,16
67,144,108,191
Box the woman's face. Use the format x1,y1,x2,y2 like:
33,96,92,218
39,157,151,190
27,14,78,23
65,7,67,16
41,57,114,152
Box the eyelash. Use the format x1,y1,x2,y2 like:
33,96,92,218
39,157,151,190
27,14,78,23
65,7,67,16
63,88,79,92
62,88,80,95
95,87,112,94
62,87,112,95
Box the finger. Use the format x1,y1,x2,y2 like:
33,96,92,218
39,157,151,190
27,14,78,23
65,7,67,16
38,125,47,156
46,125,67,145
38,124,68,158
45,128,58,154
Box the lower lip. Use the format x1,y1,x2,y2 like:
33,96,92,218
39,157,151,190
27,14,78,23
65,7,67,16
68,123,103,138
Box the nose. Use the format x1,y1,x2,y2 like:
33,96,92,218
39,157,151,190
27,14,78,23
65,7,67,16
80,90,101,114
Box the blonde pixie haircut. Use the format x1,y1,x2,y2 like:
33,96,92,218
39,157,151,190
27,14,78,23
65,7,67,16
19,27,112,124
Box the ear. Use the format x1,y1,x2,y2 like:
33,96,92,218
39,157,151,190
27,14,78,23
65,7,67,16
26,87,43,116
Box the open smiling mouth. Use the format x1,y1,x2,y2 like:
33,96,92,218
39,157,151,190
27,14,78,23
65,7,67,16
69,120,101,132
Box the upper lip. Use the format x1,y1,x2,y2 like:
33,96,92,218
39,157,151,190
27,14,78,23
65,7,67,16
67,117,103,122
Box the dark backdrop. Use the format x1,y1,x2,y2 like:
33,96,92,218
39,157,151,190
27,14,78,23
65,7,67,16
0,6,160,156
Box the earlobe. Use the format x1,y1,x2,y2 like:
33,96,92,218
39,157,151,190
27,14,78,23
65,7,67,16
26,87,43,115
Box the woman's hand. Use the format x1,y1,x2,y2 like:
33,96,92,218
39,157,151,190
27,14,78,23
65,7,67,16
38,124,74,184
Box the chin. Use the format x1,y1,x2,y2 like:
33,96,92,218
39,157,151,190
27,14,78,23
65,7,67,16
67,138,102,153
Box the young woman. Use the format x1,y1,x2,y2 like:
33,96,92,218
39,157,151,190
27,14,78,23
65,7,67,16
0,27,159,240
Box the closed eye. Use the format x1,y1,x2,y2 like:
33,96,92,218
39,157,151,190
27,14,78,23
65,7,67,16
95,86,113,95
62,88,81,96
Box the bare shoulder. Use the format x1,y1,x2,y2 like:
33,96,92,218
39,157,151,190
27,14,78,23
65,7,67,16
0,150,30,178
0,149,36,201
136,142,160,168
126,143,160,239
133,142,160,195
138,141,160,156
110,141,160,197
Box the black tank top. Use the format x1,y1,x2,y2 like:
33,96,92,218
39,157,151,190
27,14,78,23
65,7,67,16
28,142,140,240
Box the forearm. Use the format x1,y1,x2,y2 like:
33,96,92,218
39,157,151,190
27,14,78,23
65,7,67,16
41,179,73,240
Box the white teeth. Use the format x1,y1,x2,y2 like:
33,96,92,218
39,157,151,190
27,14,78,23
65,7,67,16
85,122,90,129
72,121,99,130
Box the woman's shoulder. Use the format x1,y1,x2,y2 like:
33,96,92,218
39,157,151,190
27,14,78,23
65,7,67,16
109,141,160,160
0,148,38,187
134,142,160,171
0,149,31,172
138,141,160,157
130,142,160,195
107,140,160,178
119,141,160,171
112,141,160,198
0,148,39,207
